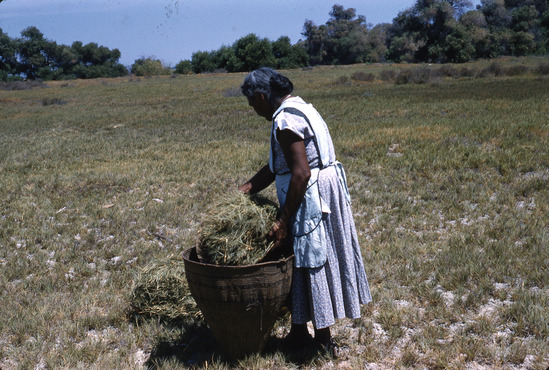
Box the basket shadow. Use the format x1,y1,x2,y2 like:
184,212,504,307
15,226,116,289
145,322,227,368
145,321,321,368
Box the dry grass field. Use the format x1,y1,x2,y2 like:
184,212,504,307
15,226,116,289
1,56,548,369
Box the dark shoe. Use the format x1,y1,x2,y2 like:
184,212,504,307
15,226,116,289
315,338,338,359
281,330,314,350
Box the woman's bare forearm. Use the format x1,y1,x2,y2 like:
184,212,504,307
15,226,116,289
277,130,311,225
239,164,275,194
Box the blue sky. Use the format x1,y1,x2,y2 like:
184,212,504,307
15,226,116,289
1,0,475,67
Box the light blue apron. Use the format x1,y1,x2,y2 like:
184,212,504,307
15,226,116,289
268,99,349,268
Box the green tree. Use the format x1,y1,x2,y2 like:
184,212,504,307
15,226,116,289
191,50,216,73
213,45,242,72
324,6,369,64
302,5,385,65
5,26,126,80
386,0,475,62
70,41,127,79
540,10,549,52
272,36,308,69
0,28,17,81
232,33,276,71
364,24,390,62
51,44,79,78
175,59,192,74
131,57,171,76
510,30,536,55
479,0,511,27
510,5,539,32
16,26,55,79
386,8,424,62
477,0,546,56
302,20,328,65
443,24,476,62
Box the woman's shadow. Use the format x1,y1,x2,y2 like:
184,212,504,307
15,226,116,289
145,320,323,368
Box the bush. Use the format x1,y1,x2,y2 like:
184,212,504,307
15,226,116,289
395,70,412,84
395,67,440,85
458,67,477,78
504,65,529,76
438,65,459,78
41,97,67,106
480,62,505,77
479,62,505,78
476,68,492,78
536,63,549,75
332,75,352,85
131,58,171,76
0,80,47,91
380,69,398,81
175,60,192,75
351,71,375,82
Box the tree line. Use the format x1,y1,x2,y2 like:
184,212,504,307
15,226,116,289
181,1,548,73
0,27,127,81
1,1,548,81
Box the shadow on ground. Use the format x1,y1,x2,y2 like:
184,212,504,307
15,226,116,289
146,323,324,368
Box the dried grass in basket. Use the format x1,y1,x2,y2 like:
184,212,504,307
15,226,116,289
197,191,279,266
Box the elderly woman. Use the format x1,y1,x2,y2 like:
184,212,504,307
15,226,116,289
238,67,371,355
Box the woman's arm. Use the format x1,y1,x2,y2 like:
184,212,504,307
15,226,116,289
268,129,311,244
238,164,275,194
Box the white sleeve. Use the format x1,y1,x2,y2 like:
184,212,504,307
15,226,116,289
274,111,312,140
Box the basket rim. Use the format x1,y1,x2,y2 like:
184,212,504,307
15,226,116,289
182,247,293,270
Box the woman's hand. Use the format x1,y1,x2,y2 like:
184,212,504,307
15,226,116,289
238,165,275,195
238,182,252,194
259,219,290,262
268,219,288,249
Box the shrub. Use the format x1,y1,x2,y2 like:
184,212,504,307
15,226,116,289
332,75,352,85
458,67,477,78
131,57,172,76
478,62,505,78
395,70,412,84
477,68,492,78
504,65,529,76
175,60,192,75
41,97,67,106
536,63,549,75
351,71,375,82
0,80,47,91
438,65,459,78
380,69,398,81
395,67,440,85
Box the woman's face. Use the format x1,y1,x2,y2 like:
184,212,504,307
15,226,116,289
247,92,272,121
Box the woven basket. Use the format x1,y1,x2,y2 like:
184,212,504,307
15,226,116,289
182,247,293,359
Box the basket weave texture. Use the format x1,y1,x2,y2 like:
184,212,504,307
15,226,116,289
183,247,293,359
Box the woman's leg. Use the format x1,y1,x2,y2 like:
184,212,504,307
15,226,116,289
284,323,313,347
314,326,337,357
313,326,331,346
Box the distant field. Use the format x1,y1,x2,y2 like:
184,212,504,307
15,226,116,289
1,56,548,369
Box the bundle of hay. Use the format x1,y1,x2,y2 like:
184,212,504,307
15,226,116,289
197,191,279,266
130,258,200,321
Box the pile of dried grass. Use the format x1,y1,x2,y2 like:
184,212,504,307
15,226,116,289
197,191,279,266
129,258,200,321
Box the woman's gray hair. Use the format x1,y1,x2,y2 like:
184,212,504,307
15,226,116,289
241,67,293,105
